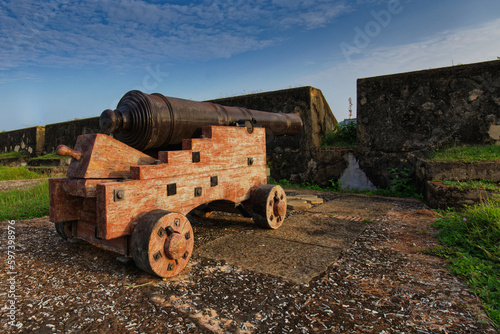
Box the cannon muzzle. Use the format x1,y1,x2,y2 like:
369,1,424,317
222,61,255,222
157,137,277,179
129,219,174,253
100,90,302,151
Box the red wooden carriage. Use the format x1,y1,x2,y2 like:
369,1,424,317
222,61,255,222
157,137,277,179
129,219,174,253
49,91,302,277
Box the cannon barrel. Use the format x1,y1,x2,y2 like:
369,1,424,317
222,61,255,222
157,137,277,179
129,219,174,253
99,90,302,151
99,90,303,151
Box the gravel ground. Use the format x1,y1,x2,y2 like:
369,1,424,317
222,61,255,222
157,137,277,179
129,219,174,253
0,192,497,333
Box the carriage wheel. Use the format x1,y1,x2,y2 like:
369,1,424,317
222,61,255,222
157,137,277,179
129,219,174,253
55,221,76,239
252,184,287,229
131,210,194,277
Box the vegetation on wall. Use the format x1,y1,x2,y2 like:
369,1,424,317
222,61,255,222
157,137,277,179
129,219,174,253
322,122,357,147
31,152,65,160
0,151,27,159
440,180,499,192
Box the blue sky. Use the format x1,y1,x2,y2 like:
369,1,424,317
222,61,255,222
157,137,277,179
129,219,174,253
1,0,499,131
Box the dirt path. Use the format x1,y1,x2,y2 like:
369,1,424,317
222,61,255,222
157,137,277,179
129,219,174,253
0,192,496,333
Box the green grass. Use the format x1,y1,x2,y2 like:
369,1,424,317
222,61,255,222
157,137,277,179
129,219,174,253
429,197,500,328
0,180,49,220
0,151,27,159
440,180,500,192
0,166,45,181
428,145,500,163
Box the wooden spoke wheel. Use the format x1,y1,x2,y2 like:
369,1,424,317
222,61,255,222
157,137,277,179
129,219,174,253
252,184,287,229
55,221,76,240
131,210,194,278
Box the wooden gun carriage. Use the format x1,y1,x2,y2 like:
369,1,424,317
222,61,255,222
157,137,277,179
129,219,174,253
49,90,302,277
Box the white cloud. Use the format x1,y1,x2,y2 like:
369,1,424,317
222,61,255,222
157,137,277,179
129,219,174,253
361,18,500,74
279,2,348,29
0,0,349,70
302,17,500,121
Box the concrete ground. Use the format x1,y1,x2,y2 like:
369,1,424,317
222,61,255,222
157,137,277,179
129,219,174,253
197,198,373,284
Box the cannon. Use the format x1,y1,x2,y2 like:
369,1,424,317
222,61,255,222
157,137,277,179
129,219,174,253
49,90,302,278
99,90,302,151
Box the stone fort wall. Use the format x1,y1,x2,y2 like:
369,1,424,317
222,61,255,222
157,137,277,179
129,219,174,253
356,60,500,188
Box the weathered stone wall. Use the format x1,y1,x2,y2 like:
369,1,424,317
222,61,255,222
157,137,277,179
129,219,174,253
0,119,99,157
310,147,350,186
307,147,376,190
0,126,45,157
357,60,500,188
415,158,500,208
44,117,100,154
211,86,338,182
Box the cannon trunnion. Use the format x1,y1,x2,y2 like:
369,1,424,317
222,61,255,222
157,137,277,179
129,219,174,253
50,92,300,278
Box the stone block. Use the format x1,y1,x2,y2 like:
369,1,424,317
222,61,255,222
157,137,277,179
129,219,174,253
288,195,324,205
425,181,497,210
287,199,312,210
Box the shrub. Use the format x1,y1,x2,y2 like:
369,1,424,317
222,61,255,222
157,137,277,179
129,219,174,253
322,122,357,147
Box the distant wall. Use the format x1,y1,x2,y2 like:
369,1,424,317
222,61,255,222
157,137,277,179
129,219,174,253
0,118,101,157
357,60,500,188
0,126,45,157
44,117,100,154
211,86,338,182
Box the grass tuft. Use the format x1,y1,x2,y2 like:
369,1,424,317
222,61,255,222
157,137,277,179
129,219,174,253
429,197,500,327
0,180,49,220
